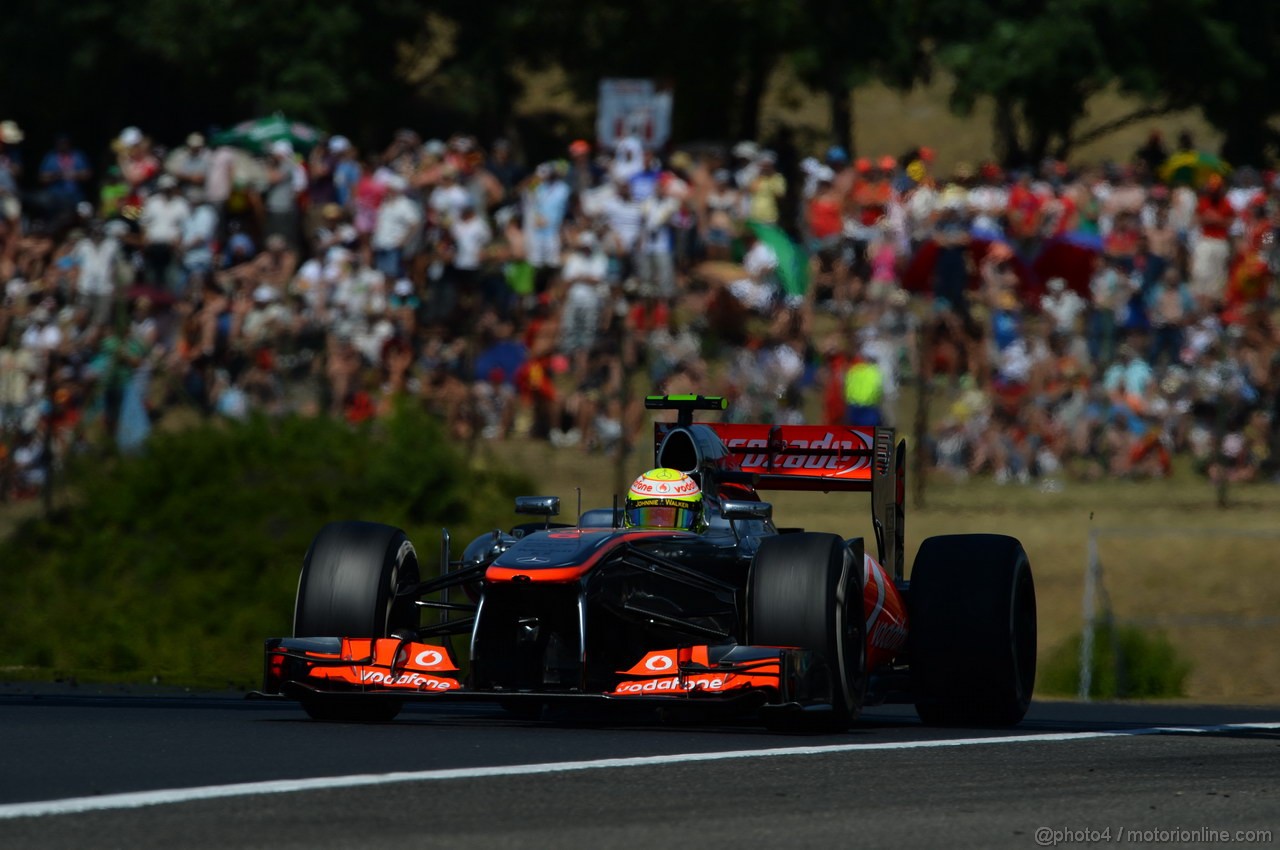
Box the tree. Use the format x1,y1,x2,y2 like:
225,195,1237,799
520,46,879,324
425,0,803,147
120,0,424,144
0,0,424,161
1090,0,1261,160
537,0,801,144
1195,1,1279,165
787,0,927,157
927,0,1117,165
923,0,1256,165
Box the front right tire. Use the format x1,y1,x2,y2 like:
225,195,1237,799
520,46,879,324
749,532,866,732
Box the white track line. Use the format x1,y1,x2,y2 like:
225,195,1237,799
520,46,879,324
2,721,1276,820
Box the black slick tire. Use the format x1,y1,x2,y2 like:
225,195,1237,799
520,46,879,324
294,521,420,721
749,532,866,732
908,534,1037,727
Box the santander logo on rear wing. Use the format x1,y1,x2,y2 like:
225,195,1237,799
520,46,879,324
656,423,880,491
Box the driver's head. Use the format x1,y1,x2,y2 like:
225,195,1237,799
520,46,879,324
624,468,702,531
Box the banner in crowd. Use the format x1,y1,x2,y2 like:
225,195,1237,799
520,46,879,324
596,79,672,150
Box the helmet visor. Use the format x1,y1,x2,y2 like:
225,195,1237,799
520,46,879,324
625,498,700,531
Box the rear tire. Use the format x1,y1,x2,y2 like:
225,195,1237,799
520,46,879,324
908,534,1037,726
294,521,420,721
749,532,866,732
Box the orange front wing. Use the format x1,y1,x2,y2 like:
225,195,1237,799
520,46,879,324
265,637,464,695
263,639,823,705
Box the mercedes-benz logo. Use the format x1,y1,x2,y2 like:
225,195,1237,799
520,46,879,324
516,555,550,563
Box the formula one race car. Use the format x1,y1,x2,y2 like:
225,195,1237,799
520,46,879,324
260,395,1036,730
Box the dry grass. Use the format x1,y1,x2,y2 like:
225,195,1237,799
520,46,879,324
476,427,1280,705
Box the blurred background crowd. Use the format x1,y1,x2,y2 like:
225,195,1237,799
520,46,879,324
1,116,1277,499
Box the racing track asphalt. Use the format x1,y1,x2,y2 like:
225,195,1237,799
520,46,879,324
0,683,1276,849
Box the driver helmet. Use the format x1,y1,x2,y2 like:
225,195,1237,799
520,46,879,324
624,468,702,531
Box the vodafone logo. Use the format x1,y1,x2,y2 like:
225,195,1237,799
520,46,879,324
361,670,454,689
630,471,698,498
870,621,908,652
614,676,727,694
414,649,444,668
644,654,675,672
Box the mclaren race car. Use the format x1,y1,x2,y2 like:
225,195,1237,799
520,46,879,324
260,395,1037,730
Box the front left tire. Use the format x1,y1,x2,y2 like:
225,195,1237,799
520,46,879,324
294,521,420,721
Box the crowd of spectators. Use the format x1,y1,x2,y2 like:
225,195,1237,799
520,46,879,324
1,116,1277,500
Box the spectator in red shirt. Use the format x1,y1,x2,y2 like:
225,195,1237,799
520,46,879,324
806,172,843,246
1006,170,1042,254
1191,174,1234,305
1104,212,1142,269
853,158,894,227
805,169,849,304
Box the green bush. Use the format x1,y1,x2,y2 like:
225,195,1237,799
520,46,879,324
0,404,528,689
1040,623,1192,699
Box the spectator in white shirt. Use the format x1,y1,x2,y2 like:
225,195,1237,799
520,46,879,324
449,202,491,273
602,179,643,285
729,231,779,312
180,187,219,294
20,303,62,361
73,222,123,327
264,140,307,253
559,231,608,376
448,201,492,322
1040,277,1086,335
637,176,679,298
371,175,422,280
428,167,470,227
140,174,190,289
167,132,211,189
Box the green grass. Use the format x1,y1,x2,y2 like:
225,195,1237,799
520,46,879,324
1040,625,1192,699
0,404,529,689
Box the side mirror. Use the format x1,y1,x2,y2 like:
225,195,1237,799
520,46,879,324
721,500,772,522
515,496,560,517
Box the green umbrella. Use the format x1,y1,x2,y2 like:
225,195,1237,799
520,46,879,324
747,221,810,299
211,113,324,155
1158,151,1231,188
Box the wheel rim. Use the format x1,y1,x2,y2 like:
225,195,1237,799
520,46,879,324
1009,558,1037,704
385,540,418,636
383,560,397,635
834,556,865,715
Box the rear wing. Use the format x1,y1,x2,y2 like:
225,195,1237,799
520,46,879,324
651,415,906,581
699,423,877,491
